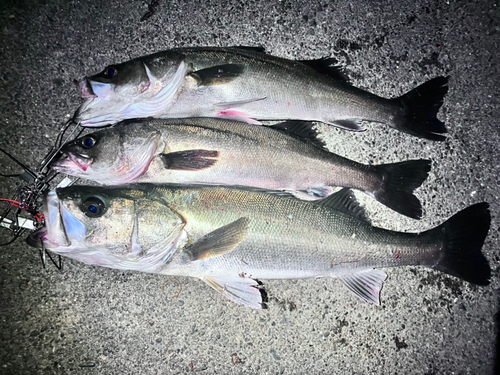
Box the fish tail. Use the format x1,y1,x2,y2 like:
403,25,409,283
390,76,449,141
372,159,431,219
430,202,491,285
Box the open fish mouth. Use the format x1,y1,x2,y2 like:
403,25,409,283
27,189,87,250
26,226,48,248
50,153,92,172
75,78,97,99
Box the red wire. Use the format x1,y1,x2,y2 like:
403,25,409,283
0,198,21,207
0,198,44,221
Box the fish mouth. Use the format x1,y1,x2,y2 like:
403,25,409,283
73,78,99,124
75,78,97,99
26,226,48,248
50,153,92,173
28,189,87,251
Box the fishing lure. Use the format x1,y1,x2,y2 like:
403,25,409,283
0,120,83,268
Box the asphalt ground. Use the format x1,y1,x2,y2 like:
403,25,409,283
0,0,498,374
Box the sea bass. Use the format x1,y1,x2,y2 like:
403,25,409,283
74,47,449,141
51,118,431,218
28,184,491,309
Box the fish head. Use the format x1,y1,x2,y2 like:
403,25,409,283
50,122,164,184
74,51,187,126
27,185,186,271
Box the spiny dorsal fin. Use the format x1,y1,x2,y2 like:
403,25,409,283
299,58,350,83
314,188,370,222
185,217,250,261
270,121,327,150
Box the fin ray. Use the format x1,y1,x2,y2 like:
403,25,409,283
372,159,431,219
391,76,449,141
203,275,264,309
299,58,350,82
186,217,250,261
160,150,219,171
429,202,491,285
338,269,387,305
270,120,327,150
191,64,244,86
314,188,370,222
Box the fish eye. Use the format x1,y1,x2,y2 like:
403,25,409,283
103,66,117,77
79,135,97,149
82,197,105,218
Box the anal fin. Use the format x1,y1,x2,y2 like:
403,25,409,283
203,275,264,309
338,269,387,305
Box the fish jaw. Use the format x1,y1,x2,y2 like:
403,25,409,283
74,78,97,99
27,190,87,250
74,61,187,127
50,153,93,174
51,130,163,185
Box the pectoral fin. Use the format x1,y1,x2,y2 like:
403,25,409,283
185,217,250,261
191,64,245,86
203,275,264,309
338,269,387,305
160,150,219,171
214,97,267,107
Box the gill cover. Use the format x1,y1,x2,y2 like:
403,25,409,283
52,123,164,185
43,186,187,273
75,51,187,127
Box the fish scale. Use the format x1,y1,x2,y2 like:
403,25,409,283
29,184,490,309
75,46,449,141
52,118,432,218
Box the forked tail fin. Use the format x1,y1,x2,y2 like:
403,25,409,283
372,159,431,219
429,202,491,285
391,76,449,141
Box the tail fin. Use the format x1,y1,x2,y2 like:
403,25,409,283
391,76,449,141
372,159,431,219
430,203,491,285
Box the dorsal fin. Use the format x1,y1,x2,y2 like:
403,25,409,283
230,46,266,53
314,188,370,222
299,58,350,83
270,121,327,150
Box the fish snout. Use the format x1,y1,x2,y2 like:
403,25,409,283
26,226,47,248
75,78,97,99
49,143,92,172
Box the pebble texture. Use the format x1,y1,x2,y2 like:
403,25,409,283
0,0,499,374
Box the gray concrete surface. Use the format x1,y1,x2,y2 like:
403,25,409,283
0,0,498,374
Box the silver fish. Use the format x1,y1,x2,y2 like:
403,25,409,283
74,47,449,140
28,184,491,309
51,118,431,218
